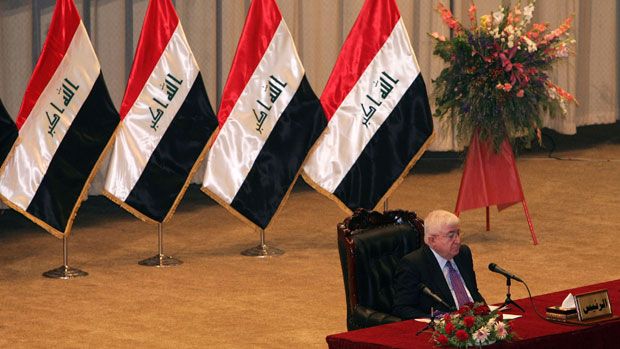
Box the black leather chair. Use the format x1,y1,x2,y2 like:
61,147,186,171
337,208,425,330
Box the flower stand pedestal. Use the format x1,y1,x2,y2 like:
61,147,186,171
454,132,538,245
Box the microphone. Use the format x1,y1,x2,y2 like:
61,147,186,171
488,263,523,282
418,283,452,310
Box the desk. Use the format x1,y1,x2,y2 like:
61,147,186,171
326,279,620,349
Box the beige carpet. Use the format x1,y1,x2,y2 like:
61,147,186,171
1,122,619,348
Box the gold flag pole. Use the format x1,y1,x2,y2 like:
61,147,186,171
42,236,88,279
241,228,284,257
138,223,182,267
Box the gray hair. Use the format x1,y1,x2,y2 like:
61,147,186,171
424,210,460,244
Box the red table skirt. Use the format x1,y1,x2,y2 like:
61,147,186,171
326,279,620,349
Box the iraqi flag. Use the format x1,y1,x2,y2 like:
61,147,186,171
0,0,120,238
103,0,218,224
202,0,326,230
302,0,434,212
0,100,17,166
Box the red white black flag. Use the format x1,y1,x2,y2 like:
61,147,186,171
0,0,120,237
103,0,217,223
0,100,17,166
202,0,326,230
302,0,434,212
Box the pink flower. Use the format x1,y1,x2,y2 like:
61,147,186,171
494,321,508,339
503,83,513,92
500,49,517,72
556,43,570,57
516,89,525,97
473,326,490,344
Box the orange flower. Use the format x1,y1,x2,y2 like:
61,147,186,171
437,2,462,32
546,81,575,102
533,23,549,32
541,17,573,45
557,17,573,36
468,2,477,28
516,89,525,97
526,23,548,41
507,12,516,25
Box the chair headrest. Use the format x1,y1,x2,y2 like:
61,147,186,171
344,208,421,233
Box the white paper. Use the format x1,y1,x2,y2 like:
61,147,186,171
502,313,523,320
414,318,431,323
413,305,522,322
561,293,576,309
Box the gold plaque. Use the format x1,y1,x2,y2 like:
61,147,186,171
574,289,612,321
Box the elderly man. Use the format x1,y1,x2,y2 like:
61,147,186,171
392,210,485,319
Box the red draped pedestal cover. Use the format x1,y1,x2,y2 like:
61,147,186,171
454,133,537,244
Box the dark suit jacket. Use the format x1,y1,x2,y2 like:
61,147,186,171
392,244,485,319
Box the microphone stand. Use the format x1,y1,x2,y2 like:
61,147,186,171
499,276,525,312
416,307,438,335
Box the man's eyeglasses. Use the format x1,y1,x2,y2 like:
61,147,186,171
442,229,460,240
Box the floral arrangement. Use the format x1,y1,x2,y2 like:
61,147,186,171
430,0,576,150
432,303,514,347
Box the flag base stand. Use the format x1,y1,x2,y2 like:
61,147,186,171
241,244,284,257
138,254,183,267
43,236,88,279
43,265,88,279
455,133,538,245
139,223,183,267
241,229,284,257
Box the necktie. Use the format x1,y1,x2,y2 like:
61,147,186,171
447,261,470,308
